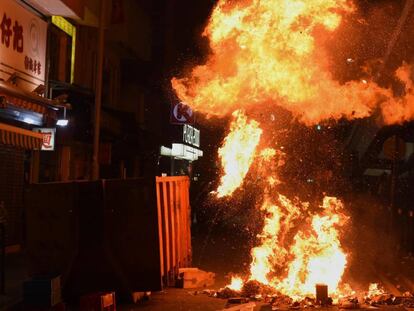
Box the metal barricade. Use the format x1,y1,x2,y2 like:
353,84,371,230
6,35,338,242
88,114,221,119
156,176,192,286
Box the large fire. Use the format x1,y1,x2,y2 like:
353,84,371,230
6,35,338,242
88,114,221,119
215,114,352,298
172,0,414,301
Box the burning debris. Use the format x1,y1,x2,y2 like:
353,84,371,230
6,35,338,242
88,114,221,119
208,282,414,310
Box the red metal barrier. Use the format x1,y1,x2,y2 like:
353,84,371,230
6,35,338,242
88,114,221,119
156,176,192,286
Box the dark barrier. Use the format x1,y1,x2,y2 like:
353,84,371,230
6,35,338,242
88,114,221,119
25,178,163,300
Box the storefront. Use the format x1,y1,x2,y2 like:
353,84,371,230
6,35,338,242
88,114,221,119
0,0,64,247
160,124,203,177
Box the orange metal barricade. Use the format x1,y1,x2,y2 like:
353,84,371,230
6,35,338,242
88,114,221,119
156,176,192,286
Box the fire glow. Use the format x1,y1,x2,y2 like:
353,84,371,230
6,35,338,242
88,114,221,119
172,0,414,301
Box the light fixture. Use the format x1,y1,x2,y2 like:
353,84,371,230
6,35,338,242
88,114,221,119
57,106,68,127
23,117,35,125
56,119,68,126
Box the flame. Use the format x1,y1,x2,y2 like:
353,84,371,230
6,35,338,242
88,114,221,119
366,283,386,298
172,0,380,124
171,0,413,302
381,63,414,124
278,197,348,298
215,113,350,298
228,276,244,291
248,194,349,299
216,110,262,198
172,0,414,125
250,199,283,284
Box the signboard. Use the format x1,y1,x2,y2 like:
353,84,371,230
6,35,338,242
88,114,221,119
160,144,203,161
171,102,195,124
172,143,203,161
33,128,56,151
0,0,47,90
183,124,200,147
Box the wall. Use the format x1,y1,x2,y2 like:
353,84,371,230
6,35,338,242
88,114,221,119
106,0,152,62
73,26,98,90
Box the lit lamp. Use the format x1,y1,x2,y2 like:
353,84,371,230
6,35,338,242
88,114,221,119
57,107,68,127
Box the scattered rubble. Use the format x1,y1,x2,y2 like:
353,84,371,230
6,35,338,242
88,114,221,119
192,278,414,310
217,287,240,299
220,302,256,311
339,297,360,309
364,293,414,308
178,268,215,289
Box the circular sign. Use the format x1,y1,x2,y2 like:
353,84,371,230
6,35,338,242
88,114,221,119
171,102,194,124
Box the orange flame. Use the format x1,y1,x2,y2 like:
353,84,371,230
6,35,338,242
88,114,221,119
366,283,386,298
173,0,410,301
381,63,414,124
277,197,348,298
216,110,262,197
216,115,350,298
228,276,244,291
248,193,349,299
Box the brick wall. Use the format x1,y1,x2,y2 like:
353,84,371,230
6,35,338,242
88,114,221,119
0,144,25,246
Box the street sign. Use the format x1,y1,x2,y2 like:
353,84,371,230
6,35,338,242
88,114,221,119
171,102,195,124
183,124,200,147
33,128,56,151
383,135,406,160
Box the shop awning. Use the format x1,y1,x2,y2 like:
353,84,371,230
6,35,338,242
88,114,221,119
0,123,43,150
0,81,64,118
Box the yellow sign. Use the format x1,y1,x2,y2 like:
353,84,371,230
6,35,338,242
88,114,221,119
51,16,76,84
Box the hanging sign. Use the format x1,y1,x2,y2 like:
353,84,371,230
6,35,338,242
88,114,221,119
33,128,56,151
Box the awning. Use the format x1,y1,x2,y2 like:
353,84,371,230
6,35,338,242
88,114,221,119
0,81,65,118
0,123,43,150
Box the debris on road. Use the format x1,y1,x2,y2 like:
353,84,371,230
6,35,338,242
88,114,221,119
220,301,256,311
178,268,215,288
131,291,151,303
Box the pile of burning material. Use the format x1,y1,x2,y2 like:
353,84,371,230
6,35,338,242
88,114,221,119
336,284,414,309
213,281,414,310
215,281,331,308
338,294,414,309
216,279,276,299
363,288,414,308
